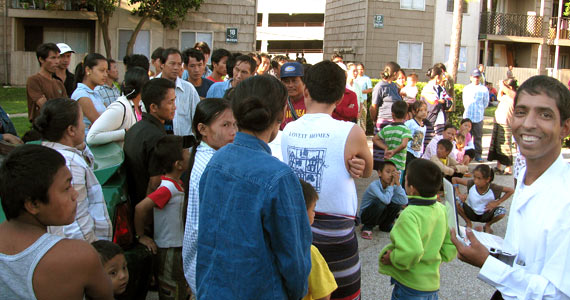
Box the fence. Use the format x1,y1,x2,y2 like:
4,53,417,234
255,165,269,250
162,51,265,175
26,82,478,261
480,12,543,38
485,66,570,87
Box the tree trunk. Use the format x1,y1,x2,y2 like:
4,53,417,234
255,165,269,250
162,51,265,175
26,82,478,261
448,0,464,82
97,11,112,59
126,15,149,57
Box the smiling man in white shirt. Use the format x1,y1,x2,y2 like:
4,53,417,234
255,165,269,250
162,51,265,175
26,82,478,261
451,75,570,300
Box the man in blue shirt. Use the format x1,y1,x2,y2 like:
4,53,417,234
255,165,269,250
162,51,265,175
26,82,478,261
462,69,489,162
183,48,214,99
206,55,256,98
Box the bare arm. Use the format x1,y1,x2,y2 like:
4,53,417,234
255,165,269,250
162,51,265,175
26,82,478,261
372,134,387,150
369,104,378,124
146,175,162,196
78,97,101,123
345,125,373,178
134,197,158,254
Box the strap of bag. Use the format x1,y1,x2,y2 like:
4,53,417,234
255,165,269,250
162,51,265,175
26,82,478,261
288,96,299,120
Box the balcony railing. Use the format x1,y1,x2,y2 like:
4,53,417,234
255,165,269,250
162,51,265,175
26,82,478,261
549,17,570,39
11,0,94,11
480,12,543,38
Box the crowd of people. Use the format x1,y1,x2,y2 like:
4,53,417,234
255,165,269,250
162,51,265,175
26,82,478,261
0,42,569,300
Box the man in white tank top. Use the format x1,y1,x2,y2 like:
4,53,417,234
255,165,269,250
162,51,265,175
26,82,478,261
281,61,373,300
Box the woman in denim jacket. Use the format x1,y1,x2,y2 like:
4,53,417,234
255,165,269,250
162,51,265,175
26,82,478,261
195,75,312,300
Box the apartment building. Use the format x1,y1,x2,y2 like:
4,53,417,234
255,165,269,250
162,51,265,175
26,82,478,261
0,0,256,85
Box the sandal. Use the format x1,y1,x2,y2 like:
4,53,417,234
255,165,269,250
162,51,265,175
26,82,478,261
361,230,372,240
493,167,505,175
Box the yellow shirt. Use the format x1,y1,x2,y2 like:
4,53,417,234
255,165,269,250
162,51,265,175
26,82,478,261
303,245,338,300
439,157,448,166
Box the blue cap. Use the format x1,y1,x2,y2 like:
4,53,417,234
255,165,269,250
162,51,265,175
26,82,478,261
471,68,482,77
280,62,303,78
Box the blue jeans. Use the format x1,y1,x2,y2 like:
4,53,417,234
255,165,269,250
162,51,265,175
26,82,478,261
391,278,439,300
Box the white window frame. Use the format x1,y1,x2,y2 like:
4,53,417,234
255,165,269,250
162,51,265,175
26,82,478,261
400,0,425,11
179,30,214,64
117,28,151,61
397,41,423,69
444,45,467,72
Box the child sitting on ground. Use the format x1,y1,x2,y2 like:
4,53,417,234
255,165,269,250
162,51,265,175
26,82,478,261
92,240,129,298
134,135,190,300
430,139,468,180
299,179,338,300
400,72,419,104
359,161,408,240
379,159,457,298
452,164,514,234
373,100,411,177
0,144,112,299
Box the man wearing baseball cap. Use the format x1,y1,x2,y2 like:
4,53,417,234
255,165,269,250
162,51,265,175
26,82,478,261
280,62,306,130
462,68,489,162
55,43,76,96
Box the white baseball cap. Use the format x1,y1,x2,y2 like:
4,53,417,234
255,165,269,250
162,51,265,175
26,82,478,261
56,43,75,54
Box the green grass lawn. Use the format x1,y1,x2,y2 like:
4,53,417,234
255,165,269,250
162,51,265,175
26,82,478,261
484,106,497,118
0,87,27,114
11,117,31,136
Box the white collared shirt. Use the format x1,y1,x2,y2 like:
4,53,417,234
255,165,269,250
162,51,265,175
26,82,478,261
156,74,200,137
478,155,570,299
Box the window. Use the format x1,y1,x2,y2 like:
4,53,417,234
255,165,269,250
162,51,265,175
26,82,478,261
267,13,325,27
44,27,91,53
446,0,468,13
118,30,150,60
400,0,425,10
180,31,213,53
444,46,467,72
397,42,423,69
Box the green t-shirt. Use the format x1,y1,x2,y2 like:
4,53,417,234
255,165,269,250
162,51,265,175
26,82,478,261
378,122,412,170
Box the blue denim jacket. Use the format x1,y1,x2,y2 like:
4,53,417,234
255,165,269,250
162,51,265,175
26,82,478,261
197,132,312,300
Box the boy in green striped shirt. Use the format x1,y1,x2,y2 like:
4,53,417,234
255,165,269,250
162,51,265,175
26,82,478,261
373,101,412,174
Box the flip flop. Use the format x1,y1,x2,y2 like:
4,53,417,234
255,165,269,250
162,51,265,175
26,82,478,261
361,230,372,240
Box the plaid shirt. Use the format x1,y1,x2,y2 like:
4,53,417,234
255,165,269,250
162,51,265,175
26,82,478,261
43,141,112,242
182,142,216,293
95,83,120,107
462,83,489,123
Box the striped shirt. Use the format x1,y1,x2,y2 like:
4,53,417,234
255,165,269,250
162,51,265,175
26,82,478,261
43,141,112,243
378,122,412,171
182,142,217,293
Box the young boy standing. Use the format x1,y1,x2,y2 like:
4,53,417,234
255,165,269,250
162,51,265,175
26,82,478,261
299,180,338,300
134,135,190,300
379,159,457,298
373,100,411,175
0,145,113,299
359,161,408,240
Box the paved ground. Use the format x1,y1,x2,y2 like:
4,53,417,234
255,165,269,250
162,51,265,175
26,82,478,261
147,117,570,300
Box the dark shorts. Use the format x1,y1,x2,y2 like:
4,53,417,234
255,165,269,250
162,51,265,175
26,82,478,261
460,202,506,223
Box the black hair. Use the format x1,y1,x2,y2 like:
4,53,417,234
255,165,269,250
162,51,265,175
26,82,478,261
211,48,231,65
514,75,570,124
0,144,66,220
91,240,124,265
381,61,401,80
121,66,149,100
123,54,150,72
304,60,345,104
411,100,426,115
502,78,518,91
160,48,182,64
248,52,261,63
234,55,257,74
397,69,406,78
473,164,494,182
437,138,453,152
272,55,289,64
434,62,447,73
406,159,442,198
232,75,287,132
378,160,396,172
36,43,60,66
225,53,240,78
151,47,165,61
107,58,116,68
460,118,472,125
299,179,318,210
259,52,270,59
391,100,408,119
443,123,458,132
182,48,205,65
331,53,343,61
194,42,211,55
33,98,80,142
74,53,106,90
141,78,176,112
426,65,444,80
153,135,184,174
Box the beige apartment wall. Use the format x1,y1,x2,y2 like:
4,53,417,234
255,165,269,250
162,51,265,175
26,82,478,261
0,0,11,84
364,0,435,78
323,0,367,63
